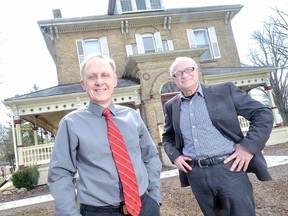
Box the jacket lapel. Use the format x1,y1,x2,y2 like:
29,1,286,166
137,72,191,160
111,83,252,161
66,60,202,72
173,94,181,134
201,84,218,128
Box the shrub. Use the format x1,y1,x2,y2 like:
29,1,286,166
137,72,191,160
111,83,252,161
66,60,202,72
12,166,39,190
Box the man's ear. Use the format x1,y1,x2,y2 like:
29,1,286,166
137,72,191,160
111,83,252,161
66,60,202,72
80,80,86,90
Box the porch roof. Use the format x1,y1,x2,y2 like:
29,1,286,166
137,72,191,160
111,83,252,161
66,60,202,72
4,78,139,102
202,66,275,75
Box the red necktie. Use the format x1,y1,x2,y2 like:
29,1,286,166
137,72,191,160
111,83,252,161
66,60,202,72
103,109,142,216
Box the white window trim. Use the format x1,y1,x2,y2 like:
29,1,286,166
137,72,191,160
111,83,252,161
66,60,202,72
167,40,174,51
99,37,110,57
76,39,85,65
154,32,163,52
126,44,133,56
186,29,197,49
135,34,145,54
208,27,221,59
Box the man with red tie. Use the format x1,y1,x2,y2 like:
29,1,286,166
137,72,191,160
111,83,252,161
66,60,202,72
48,53,162,216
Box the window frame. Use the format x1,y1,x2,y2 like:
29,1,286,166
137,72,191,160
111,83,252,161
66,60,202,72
76,37,110,65
186,26,221,61
126,32,174,57
117,0,164,13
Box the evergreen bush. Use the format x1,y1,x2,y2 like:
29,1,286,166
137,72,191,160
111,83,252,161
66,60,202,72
12,166,39,190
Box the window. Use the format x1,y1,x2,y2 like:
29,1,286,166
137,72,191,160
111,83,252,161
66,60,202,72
186,27,221,61
120,0,132,12
76,37,110,65
125,32,174,56
142,34,156,53
150,0,161,9
117,0,163,13
136,0,146,10
162,40,174,52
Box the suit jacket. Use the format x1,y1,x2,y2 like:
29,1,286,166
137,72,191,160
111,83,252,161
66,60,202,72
162,82,274,187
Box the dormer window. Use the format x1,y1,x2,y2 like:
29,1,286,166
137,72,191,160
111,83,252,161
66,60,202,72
150,0,161,9
120,0,132,12
117,0,163,14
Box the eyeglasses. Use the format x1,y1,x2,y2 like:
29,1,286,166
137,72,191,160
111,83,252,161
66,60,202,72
172,67,195,78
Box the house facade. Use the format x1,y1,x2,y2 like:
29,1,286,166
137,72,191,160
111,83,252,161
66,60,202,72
4,0,288,185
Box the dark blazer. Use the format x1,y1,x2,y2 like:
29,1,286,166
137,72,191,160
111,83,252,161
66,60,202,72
162,82,274,187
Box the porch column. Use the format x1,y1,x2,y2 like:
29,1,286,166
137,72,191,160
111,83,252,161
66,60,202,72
264,74,281,127
51,134,55,142
33,126,39,145
14,118,24,169
135,104,141,114
44,131,49,143
134,89,141,114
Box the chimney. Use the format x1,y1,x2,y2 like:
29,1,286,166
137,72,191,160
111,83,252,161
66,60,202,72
53,9,62,18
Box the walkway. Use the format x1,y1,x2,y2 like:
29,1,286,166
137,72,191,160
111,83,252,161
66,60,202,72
1,155,288,211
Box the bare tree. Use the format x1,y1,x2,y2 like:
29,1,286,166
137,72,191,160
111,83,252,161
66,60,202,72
247,7,288,125
0,123,15,167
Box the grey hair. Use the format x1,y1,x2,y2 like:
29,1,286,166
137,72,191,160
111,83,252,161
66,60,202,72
169,57,198,77
79,53,116,80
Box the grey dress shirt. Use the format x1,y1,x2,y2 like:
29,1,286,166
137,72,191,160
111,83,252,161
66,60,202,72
48,101,162,216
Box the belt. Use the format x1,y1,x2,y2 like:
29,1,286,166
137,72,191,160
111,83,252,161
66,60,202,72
80,193,147,215
188,154,230,168
80,203,128,214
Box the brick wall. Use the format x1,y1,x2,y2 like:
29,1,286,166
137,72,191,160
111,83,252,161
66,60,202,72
54,15,241,143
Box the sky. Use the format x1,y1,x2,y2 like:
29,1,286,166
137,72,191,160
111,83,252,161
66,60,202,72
0,0,287,120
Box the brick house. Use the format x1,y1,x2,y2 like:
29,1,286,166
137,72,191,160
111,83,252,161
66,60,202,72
4,0,287,185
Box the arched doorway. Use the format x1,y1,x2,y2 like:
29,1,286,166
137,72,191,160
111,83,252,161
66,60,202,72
160,81,179,111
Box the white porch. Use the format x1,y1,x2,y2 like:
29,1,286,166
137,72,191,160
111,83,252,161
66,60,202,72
8,114,288,185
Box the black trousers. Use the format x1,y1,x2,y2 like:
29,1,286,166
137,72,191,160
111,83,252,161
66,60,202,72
80,193,160,216
187,160,255,216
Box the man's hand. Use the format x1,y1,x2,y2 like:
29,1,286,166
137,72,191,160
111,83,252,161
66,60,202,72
224,144,253,172
174,155,192,173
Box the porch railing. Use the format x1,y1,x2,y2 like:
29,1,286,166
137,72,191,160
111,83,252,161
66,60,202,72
238,116,250,131
158,117,250,143
21,118,250,167
23,143,54,167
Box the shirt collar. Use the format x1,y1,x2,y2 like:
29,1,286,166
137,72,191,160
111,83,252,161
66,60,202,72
180,84,204,100
87,101,116,117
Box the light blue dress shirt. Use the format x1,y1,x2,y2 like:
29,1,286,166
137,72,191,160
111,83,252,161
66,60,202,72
48,101,162,215
180,85,235,158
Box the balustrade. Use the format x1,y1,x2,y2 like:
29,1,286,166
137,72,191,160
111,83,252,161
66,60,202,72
23,143,54,166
